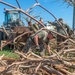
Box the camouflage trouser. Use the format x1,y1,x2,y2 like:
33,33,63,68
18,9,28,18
23,37,45,56
23,38,32,53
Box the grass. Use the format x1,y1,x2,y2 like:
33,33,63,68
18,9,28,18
0,47,20,59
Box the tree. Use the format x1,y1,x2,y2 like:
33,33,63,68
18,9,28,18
55,0,75,6
64,0,75,6
64,0,75,30
56,0,75,30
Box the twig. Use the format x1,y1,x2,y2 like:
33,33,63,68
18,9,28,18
26,3,40,13
16,0,21,8
64,49,75,53
14,51,27,58
0,40,13,50
40,68,50,75
41,66,63,75
0,54,5,60
54,65,72,75
14,31,33,43
35,62,42,73
59,39,69,45
2,25,9,37
0,0,17,9
30,52,42,58
35,0,39,3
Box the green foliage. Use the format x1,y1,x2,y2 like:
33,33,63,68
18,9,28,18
0,47,20,59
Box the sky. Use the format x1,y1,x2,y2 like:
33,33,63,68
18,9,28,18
0,0,73,28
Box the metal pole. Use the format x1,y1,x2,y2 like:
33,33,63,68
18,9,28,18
73,0,75,30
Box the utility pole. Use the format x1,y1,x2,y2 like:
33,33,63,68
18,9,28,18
73,0,75,30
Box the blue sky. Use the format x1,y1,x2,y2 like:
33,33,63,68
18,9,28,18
0,0,73,28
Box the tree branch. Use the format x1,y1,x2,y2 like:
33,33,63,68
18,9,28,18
26,3,40,13
0,0,17,9
16,0,21,8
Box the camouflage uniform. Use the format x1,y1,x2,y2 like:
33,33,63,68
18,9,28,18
30,30,49,45
53,18,72,35
53,19,73,51
23,30,49,53
29,23,39,32
53,22,66,35
63,23,73,36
